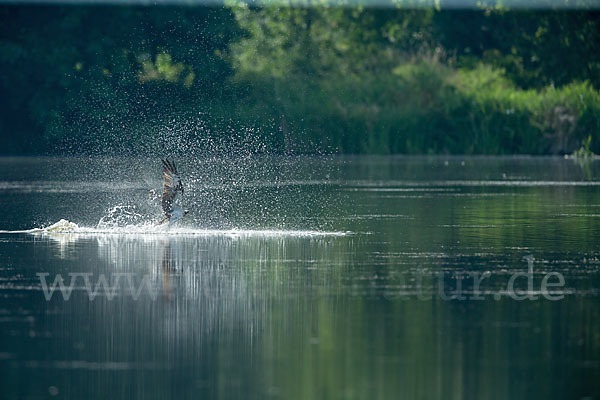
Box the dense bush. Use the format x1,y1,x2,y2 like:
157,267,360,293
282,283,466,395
226,61,600,154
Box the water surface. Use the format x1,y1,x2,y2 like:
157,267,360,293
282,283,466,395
0,156,599,399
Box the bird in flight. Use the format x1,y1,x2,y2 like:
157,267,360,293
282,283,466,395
157,159,188,225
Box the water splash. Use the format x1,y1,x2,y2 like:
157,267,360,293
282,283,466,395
0,219,348,238
97,205,148,229
0,156,344,234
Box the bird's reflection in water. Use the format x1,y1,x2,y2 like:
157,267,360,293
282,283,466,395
160,239,175,300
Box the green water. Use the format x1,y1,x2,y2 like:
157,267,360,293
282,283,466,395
0,156,598,399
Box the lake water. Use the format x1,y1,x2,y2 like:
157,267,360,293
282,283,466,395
0,156,599,399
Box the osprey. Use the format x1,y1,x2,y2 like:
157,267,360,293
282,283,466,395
158,159,188,225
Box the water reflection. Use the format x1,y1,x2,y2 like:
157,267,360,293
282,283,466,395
0,231,597,399
160,240,174,300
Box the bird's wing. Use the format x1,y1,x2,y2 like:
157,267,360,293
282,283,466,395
161,159,180,216
162,159,179,190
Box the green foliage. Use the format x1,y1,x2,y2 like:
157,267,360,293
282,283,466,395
0,4,599,155
572,134,596,158
139,52,196,87
225,58,600,154
225,5,600,154
434,9,600,89
0,6,239,154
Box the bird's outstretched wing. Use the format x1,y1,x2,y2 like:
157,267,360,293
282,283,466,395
161,159,183,219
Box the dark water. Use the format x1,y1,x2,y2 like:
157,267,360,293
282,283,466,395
0,156,599,400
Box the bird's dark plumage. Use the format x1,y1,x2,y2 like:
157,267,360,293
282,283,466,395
161,159,184,220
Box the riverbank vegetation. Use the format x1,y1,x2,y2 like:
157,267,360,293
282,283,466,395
0,4,599,155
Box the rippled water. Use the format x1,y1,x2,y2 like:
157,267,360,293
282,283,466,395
0,156,599,399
